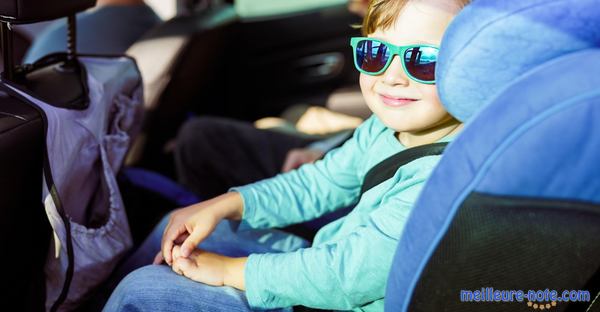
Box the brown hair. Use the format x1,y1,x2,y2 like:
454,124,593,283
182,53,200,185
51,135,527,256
362,0,471,35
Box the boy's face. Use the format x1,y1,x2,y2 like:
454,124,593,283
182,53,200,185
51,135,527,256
360,0,459,136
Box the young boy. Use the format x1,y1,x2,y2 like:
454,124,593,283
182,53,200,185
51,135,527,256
104,0,469,311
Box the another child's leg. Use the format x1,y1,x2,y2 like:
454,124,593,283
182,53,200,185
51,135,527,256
175,116,315,198
103,265,292,312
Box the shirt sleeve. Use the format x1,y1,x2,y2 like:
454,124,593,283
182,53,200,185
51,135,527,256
243,162,435,310
231,116,380,230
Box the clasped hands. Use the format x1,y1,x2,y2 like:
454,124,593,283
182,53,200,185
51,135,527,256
153,192,247,290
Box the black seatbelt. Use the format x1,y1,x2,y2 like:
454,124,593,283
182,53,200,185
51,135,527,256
283,142,448,243
359,142,448,197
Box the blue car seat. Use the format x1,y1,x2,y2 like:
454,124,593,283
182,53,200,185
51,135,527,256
385,0,600,311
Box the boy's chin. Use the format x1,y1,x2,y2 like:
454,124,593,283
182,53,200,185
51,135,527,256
374,113,414,133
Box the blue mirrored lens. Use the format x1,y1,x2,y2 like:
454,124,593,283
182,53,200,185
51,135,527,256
355,40,390,73
404,47,438,81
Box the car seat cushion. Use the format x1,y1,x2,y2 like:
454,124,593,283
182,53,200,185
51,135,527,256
436,0,600,123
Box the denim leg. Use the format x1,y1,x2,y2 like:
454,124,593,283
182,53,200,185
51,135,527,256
103,265,291,312
104,214,309,311
199,219,311,256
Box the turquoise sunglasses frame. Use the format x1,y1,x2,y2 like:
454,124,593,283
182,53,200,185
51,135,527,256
350,37,439,84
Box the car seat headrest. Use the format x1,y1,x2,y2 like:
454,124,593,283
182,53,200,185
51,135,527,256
436,0,600,122
0,0,95,24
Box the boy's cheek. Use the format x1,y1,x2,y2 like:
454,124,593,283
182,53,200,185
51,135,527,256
419,83,442,103
359,73,378,110
358,73,365,91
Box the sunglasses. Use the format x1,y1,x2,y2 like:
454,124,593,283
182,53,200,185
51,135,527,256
350,37,439,84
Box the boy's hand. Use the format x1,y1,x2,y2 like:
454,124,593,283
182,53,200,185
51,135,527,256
157,192,244,265
171,245,247,290
281,148,324,172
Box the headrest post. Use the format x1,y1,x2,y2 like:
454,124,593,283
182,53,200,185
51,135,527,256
67,15,76,63
1,22,14,81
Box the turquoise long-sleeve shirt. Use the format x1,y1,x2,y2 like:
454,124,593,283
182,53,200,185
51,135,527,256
233,115,453,311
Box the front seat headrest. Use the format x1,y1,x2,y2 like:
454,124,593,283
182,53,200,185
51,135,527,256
0,0,96,24
436,0,600,123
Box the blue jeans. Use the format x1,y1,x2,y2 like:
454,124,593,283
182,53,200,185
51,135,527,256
103,215,309,312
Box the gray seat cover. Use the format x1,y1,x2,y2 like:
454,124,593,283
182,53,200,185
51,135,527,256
2,55,143,311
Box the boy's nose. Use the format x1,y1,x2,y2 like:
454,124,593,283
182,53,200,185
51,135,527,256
381,56,410,87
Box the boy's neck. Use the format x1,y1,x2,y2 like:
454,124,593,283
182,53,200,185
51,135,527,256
397,118,463,148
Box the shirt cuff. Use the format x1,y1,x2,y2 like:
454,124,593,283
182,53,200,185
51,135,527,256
228,185,257,231
245,253,292,309
244,254,270,309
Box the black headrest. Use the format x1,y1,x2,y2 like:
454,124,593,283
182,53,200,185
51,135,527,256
0,0,96,24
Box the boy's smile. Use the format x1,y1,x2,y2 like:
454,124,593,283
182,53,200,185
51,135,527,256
379,94,418,108
360,0,463,147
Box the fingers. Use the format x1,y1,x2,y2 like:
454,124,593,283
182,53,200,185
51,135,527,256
162,224,187,265
171,255,183,275
310,150,324,162
180,226,210,258
170,246,185,275
281,150,298,173
174,233,190,245
282,149,323,173
172,245,182,260
153,251,164,265
160,216,175,265
174,257,195,278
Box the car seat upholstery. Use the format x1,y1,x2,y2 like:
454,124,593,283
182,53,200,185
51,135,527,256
384,0,600,311
125,3,237,167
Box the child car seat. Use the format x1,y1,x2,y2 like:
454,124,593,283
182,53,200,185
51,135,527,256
384,0,600,311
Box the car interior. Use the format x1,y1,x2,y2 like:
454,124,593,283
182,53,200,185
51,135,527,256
0,0,598,311
125,0,364,175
